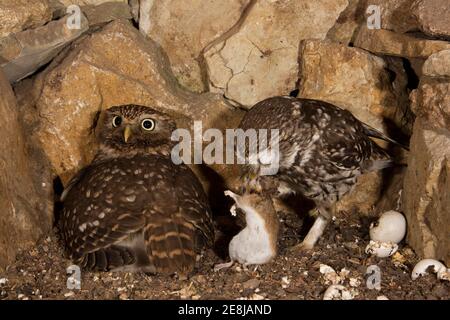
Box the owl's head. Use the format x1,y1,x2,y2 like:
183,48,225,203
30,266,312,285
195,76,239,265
95,105,177,156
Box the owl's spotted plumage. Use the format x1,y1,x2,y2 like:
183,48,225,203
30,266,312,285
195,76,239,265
60,105,214,274
239,96,405,249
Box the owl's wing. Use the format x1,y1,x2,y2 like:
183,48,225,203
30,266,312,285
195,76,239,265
173,164,215,246
320,114,372,171
60,166,88,202
60,160,146,263
141,159,214,274
316,105,394,173
361,122,409,150
61,156,214,274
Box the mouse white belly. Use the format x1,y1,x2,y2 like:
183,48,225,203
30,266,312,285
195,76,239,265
227,194,277,266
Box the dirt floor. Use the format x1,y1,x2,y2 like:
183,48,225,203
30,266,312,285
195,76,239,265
0,202,448,300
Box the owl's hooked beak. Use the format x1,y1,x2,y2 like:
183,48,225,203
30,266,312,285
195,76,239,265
123,126,132,143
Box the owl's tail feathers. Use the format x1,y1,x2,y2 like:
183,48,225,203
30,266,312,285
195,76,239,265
76,245,136,271
145,217,198,275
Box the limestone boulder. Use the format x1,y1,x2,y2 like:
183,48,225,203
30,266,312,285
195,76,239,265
422,50,450,78
412,0,450,39
354,28,450,59
58,0,128,6
326,0,365,45
326,0,418,45
81,2,132,27
204,0,348,108
0,70,53,271
403,119,450,266
0,0,53,38
367,0,417,33
298,40,398,133
1,13,89,83
32,20,243,185
410,78,450,131
140,0,251,93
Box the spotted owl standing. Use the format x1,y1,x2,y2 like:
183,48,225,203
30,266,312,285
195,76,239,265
239,96,407,250
60,105,214,275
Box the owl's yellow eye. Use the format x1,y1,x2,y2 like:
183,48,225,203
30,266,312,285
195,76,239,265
112,116,122,128
141,118,155,131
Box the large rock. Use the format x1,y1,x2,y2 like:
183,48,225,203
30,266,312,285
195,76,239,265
58,0,128,6
298,39,398,133
82,2,132,27
1,14,89,83
0,0,52,38
403,119,450,266
49,1,132,23
354,28,450,59
326,0,418,45
32,20,243,185
367,0,417,33
140,0,252,93
410,78,450,131
412,0,450,39
422,50,450,78
205,0,348,108
326,0,365,45
0,70,53,271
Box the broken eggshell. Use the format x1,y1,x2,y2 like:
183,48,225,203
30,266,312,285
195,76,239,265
365,240,398,258
323,285,354,300
370,210,406,244
411,259,449,281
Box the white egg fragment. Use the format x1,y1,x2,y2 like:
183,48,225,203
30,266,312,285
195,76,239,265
323,285,355,300
349,277,361,287
370,210,406,244
365,240,398,258
319,264,341,285
411,259,449,281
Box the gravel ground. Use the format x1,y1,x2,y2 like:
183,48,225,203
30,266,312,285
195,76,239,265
0,203,448,300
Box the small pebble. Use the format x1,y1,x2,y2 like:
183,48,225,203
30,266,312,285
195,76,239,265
249,293,265,300
243,279,260,290
281,276,290,288
119,293,128,300
349,278,361,287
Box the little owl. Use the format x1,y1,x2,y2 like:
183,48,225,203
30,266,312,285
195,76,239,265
238,96,407,251
59,105,214,275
